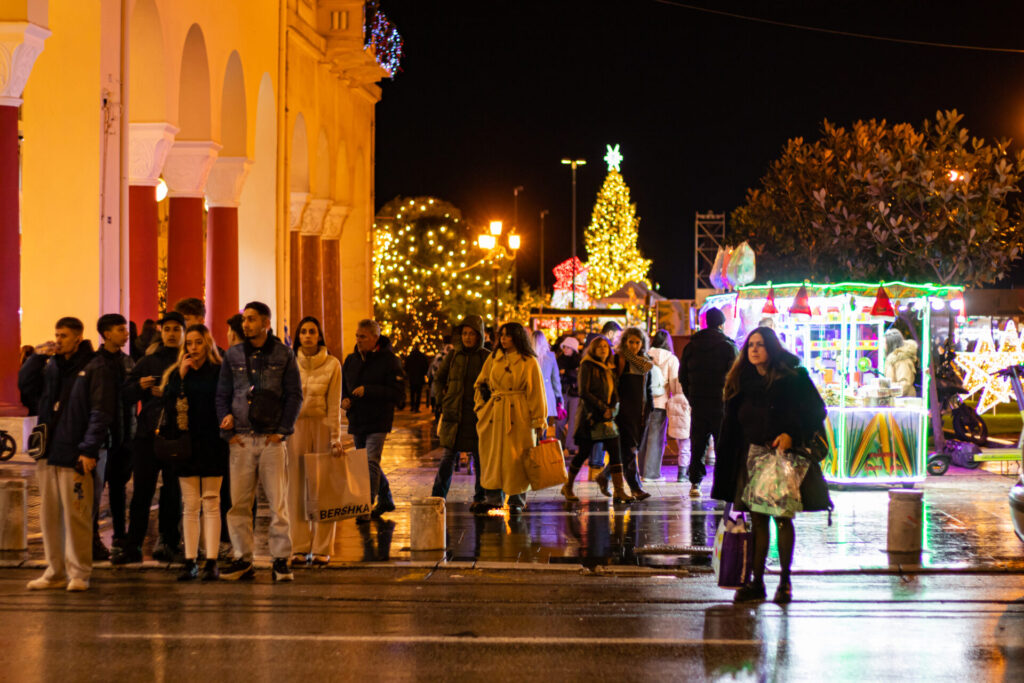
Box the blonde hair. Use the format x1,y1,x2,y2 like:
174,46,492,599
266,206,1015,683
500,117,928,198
158,324,222,393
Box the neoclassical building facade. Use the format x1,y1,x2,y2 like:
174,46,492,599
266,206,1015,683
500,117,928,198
0,0,396,415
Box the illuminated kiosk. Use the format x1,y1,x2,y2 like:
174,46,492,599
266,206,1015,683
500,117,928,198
702,282,965,485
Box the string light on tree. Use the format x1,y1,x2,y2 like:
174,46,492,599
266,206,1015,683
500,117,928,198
584,144,652,301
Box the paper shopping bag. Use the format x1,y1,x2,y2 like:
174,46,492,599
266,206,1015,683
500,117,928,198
303,448,372,522
524,438,568,490
714,515,755,589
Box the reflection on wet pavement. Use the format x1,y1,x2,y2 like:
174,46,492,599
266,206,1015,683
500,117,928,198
2,412,1023,570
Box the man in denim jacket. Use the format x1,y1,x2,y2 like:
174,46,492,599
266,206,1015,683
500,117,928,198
216,302,302,582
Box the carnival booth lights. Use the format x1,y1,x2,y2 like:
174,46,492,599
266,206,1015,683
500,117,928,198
703,281,965,485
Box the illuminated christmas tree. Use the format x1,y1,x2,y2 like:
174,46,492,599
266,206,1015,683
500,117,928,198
373,196,511,355
584,144,651,300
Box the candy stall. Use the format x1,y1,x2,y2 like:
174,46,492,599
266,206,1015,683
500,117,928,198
703,282,965,485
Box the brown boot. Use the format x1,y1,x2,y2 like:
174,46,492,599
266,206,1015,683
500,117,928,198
561,466,580,502
611,470,633,504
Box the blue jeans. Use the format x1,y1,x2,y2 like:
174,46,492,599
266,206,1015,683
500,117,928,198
431,448,486,502
353,433,392,507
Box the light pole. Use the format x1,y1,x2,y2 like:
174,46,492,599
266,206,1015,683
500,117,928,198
477,220,521,325
539,209,549,297
560,158,586,316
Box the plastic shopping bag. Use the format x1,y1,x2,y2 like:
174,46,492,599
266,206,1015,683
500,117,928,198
726,241,757,287
713,504,755,589
742,445,811,518
710,247,733,290
304,449,372,522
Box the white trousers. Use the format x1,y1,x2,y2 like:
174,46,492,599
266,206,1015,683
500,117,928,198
228,436,291,561
179,475,223,560
287,416,337,556
37,460,93,581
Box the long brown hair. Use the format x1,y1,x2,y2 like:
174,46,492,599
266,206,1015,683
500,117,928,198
159,324,222,393
723,326,798,401
581,335,615,401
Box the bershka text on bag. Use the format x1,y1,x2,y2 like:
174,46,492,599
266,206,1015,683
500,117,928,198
315,503,371,521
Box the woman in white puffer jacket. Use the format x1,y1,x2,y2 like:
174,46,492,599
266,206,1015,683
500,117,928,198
287,316,343,567
640,330,691,481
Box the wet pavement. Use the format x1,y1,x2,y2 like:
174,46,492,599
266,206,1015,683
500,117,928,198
1,411,1023,572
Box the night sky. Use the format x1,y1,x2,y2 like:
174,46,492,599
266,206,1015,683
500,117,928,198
375,1,1024,299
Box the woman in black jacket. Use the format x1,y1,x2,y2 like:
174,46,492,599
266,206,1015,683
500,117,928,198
712,326,830,605
560,335,632,503
606,327,653,501
159,324,228,581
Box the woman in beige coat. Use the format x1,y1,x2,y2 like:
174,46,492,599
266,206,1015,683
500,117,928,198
287,317,343,566
475,322,548,515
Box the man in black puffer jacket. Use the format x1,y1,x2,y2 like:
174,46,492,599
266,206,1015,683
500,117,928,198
680,307,737,495
19,317,117,592
342,319,405,518
112,312,185,565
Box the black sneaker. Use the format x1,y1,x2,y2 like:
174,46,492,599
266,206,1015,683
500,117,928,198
220,559,255,581
151,537,174,563
177,560,198,581
272,558,294,583
200,560,220,582
371,498,396,519
92,539,111,562
110,545,142,565
734,580,767,604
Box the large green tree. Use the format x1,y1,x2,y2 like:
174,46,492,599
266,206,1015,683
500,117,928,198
730,110,1024,286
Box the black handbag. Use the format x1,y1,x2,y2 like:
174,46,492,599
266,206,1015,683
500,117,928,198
153,408,191,462
27,423,47,461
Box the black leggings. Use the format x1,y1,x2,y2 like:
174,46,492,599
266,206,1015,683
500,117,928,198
571,437,621,470
751,512,794,583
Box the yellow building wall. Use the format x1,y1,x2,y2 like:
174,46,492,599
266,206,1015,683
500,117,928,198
20,0,102,346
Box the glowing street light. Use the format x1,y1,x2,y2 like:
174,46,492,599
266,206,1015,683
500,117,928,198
478,234,497,250
508,234,521,250
489,220,503,236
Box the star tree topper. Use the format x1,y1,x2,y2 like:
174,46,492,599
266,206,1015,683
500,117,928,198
604,144,622,172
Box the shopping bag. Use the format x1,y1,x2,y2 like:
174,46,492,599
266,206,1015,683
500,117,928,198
524,438,568,490
742,445,811,518
713,505,755,589
303,449,372,522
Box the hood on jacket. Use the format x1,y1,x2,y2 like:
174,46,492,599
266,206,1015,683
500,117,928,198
454,315,486,352
889,340,919,363
56,339,96,374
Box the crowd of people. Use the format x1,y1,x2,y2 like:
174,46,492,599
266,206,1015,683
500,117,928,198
17,298,828,604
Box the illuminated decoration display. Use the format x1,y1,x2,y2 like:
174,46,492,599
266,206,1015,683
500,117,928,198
373,196,511,355
583,144,651,300
954,320,1024,415
550,257,591,310
870,284,896,320
704,280,965,485
364,1,403,77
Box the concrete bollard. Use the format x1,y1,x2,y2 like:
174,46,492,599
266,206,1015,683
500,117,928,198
410,496,446,551
0,478,28,551
887,488,923,554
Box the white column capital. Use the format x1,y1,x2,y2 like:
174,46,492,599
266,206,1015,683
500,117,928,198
205,157,252,208
128,122,179,186
289,192,310,231
163,140,221,198
322,204,351,240
301,199,332,236
0,22,50,107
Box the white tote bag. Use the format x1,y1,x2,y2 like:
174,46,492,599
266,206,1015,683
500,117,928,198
303,448,372,522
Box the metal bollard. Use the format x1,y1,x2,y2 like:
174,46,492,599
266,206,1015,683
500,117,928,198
0,478,28,551
887,488,923,554
410,496,446,551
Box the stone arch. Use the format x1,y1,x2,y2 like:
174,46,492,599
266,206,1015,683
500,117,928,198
313,129,331,199
238,73,277,315
177,24,211,140
128,0,167,121
219,51,247,156
290,113,309,193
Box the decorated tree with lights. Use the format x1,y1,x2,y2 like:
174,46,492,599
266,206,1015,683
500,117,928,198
584,145,652,301
373,196,512,355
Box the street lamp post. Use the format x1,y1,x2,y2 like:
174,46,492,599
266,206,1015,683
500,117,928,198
477,220,521,325
560,158,586,323
513,186,523,297
539,209,549,297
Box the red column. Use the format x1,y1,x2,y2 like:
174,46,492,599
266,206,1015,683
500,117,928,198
206,207,239,348
0,106,24,415
166,197,205,309
322,239,342,358
300,234,324,325
128,185,160,324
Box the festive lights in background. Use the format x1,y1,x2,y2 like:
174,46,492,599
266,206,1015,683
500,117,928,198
550,257,591,310
584,144,652,301
364,1,403,77
954,320,1024,415
372,196,511,355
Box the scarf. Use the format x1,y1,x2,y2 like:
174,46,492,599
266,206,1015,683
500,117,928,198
619,345,653,374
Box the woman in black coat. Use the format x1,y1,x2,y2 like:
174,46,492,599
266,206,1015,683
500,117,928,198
712,326,830,605
160,324,229,581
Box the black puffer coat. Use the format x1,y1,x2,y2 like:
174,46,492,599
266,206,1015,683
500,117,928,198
711,363,832,513
435,315,489,452
342,335,405,435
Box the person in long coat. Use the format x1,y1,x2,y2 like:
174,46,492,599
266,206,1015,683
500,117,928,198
474,322,547,515
712,326,831,606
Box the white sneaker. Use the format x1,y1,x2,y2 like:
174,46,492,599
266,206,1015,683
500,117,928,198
26,576,68,591
66,578,90,592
